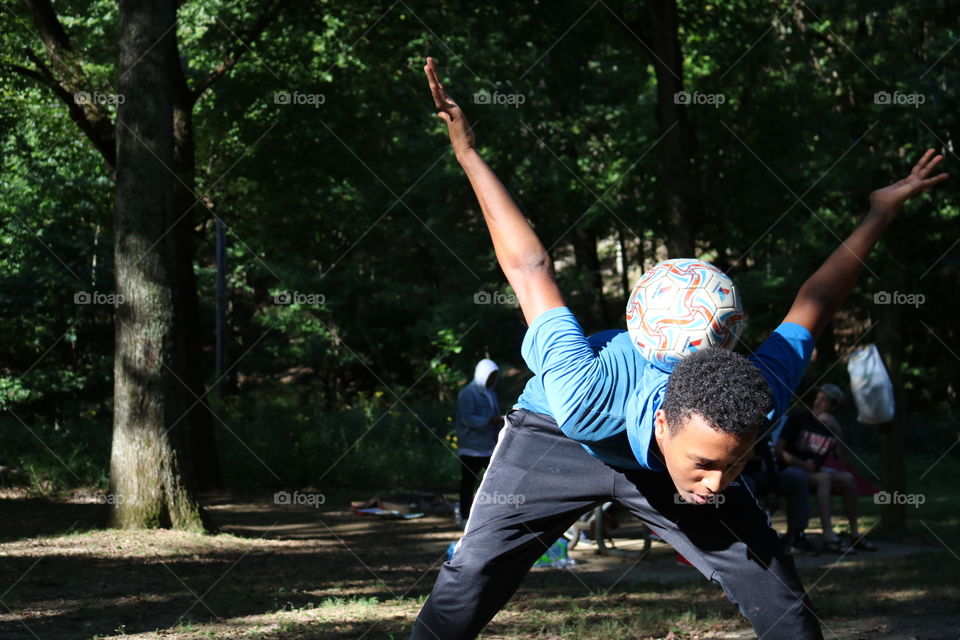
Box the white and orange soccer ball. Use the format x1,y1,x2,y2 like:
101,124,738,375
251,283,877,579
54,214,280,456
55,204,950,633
625,259,743,370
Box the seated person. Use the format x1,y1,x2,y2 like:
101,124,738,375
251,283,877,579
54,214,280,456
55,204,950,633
776,384,875,553
814,384,877,551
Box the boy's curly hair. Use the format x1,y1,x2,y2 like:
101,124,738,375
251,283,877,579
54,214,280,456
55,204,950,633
662,348,772,438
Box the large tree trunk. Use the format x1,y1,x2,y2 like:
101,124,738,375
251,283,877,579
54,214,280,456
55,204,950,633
18,0,292,497
172,58,222,491
110,0,206,530
636,0,699,258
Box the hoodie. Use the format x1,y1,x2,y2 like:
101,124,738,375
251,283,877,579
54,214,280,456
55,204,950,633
455,359,502,457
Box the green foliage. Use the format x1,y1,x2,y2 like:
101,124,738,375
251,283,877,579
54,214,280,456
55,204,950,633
1,0,957,491
216,382,459,491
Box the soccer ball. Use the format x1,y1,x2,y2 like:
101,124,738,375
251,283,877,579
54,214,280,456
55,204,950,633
625,259,743,370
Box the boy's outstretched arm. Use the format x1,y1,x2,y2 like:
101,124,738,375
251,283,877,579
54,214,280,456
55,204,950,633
783,148,947,338
424,57,564,325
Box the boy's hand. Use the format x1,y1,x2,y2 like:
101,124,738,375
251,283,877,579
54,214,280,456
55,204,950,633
424,57,476,157
868,148,948,216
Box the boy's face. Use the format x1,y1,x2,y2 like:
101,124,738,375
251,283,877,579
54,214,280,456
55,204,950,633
812,390,838,415
654,409,754,505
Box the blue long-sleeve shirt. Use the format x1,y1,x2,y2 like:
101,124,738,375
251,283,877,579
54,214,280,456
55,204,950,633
514,307,814,470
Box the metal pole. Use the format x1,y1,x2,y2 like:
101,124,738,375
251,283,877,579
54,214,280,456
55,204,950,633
215,218,227,393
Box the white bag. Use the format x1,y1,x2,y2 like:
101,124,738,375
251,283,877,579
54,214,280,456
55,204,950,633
846,344,895,424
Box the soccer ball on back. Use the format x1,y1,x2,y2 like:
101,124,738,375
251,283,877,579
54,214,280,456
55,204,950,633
625,259,743,370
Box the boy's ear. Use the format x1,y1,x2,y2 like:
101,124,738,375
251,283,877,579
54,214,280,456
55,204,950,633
654,409,669,440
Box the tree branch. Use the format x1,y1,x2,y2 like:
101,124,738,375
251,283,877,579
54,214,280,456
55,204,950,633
22,0,117,169
5,62,49,85
24,0,81,83
21,49,117,169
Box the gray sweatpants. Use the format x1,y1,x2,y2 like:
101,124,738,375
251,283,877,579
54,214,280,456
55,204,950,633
410,409,823,640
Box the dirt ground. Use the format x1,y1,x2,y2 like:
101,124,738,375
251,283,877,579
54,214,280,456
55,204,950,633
0,490,957,639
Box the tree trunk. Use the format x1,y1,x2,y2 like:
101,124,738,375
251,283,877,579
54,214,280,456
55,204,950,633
815,319,838,364
172,58,222,491
571,227,609,330
643,0,698,258
18,0,294,496
618,227,632,302
875,303,906,532
110,0,206,530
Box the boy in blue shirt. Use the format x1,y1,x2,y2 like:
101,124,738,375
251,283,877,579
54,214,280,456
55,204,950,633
411,57,947,640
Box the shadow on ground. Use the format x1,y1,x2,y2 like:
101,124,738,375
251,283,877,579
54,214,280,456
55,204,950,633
0,492,955,640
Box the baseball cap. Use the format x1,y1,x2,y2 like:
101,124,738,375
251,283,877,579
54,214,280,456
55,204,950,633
818,383,844,406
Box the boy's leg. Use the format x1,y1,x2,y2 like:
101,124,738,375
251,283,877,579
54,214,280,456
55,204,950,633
811,471,836,540
830,471,859,536
410,410,613,640
615,470,825,640
778,466,812,535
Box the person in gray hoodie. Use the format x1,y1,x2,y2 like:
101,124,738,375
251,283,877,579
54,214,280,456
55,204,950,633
455,358,503,523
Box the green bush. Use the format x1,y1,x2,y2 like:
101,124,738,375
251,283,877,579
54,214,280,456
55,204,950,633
217,382,461,493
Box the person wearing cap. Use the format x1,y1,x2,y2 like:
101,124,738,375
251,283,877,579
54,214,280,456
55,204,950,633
811,384,877,552
455,359,504,525
775,384,876,553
